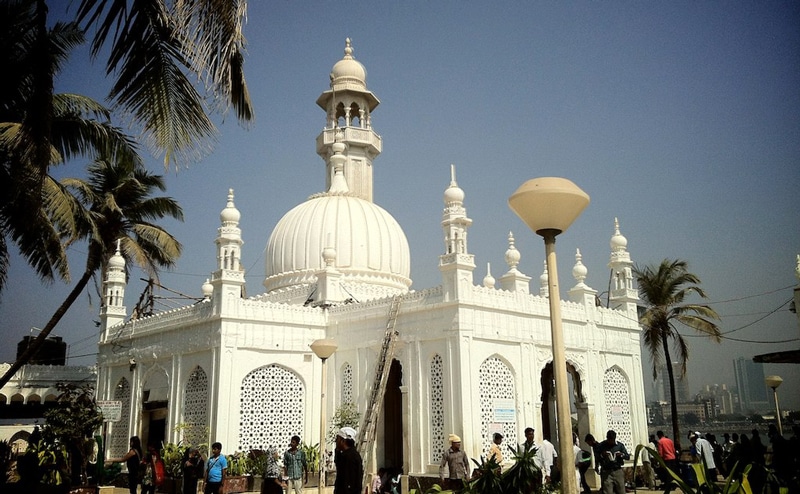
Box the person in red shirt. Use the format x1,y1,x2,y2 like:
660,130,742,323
656,431,678,494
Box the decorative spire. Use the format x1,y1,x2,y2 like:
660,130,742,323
504,232,521,271
344,37,354,59
572,248,588,286
610,217,627,252
322,233,337,268
443,164,465,205
202,279,213,300
328,131,349,194
539,260,549,298
220,188,241,226
483,262,496,288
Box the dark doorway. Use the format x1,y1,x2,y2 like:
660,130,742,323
381,359,403,470
143,404,167,449
540,362,584,451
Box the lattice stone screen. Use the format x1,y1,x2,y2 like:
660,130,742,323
239,364,304,451
110,377,131,458
603,367,632,448
341,363,353,405
429,354,445,464
183,366,209,447
479,356,517,457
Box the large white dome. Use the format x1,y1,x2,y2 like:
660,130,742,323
264,191,411,294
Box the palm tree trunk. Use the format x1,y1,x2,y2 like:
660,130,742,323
0,267,94,388
661,330,682,451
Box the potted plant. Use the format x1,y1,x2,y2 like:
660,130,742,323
158,442,186,494
246,450,267,492
300,442,320,486
222,452,250,494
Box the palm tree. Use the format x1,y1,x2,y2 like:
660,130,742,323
0,156,183,388
633,259,721,449
0,0,139,293
75,0,254,168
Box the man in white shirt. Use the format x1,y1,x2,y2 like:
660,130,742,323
689,432,718,483
537,435,557,485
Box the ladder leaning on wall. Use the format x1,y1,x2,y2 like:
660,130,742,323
357,294,402,484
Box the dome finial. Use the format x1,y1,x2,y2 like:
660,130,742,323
443,164,465,205
220,188,241,225
610,216,627,251
344,38,353,59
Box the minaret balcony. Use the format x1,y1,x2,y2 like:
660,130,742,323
316,126,382,156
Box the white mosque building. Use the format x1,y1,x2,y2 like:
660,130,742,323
96,39,647,477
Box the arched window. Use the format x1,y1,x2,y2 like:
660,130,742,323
479,357,517,458
603,367,632,448
110,377,132,458
183,366,209,447
239,364,304,451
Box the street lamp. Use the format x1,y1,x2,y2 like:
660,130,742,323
311,339,338,494
509,177,590,494
765,375,783,436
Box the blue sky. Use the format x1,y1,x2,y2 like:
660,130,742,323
2,1,799,408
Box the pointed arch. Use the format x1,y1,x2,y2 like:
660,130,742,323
110,377,132,458
429,353,445,463
239,364,305,451
603,366,633,448
478,355,517,458
182,366,209,447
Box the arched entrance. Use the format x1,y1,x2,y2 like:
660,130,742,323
141,370,169,449
378,359,403,471
540,361,586,451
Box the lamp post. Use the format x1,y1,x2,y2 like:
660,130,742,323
509,177,590,494
311,339,338,494
765,375,783,436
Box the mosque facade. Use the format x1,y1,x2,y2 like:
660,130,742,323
96,39,648,476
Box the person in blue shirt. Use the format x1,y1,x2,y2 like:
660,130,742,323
204,442,228,494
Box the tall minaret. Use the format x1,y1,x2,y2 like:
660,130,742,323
316,38,382,202
210,189,245,312
439,165,475,301
608,218,638,317
100,240,127,334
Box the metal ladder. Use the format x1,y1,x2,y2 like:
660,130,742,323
357,295,402,481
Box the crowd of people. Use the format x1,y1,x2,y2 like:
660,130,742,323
107,422,798,494
636,425,800,493
107,427,366,494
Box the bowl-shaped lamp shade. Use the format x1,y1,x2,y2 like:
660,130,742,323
508,177,590,235
765,375,783,390
310,339,338,359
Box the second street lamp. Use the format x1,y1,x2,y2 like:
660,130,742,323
310,339,338,494
765,375,783,436
509,177,590,494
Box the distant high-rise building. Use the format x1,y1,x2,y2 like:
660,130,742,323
656,362,690,403
733,357,769,413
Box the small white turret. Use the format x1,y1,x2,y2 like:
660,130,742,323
211,189,245,313
499,232,530,293
607,217,638,316
100,239,127,333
